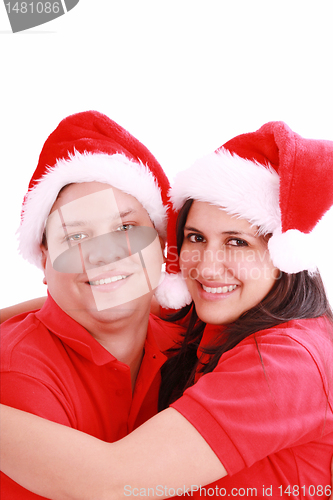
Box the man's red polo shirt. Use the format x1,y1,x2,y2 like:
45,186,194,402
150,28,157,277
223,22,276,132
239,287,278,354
0,295,180,499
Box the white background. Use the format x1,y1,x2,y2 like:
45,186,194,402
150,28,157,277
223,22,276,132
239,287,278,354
1,0,333,309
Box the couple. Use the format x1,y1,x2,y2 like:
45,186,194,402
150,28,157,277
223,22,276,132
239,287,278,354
1,111,333,499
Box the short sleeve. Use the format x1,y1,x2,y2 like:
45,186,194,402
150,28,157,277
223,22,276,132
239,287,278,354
1,371,75,426
171,331,329,476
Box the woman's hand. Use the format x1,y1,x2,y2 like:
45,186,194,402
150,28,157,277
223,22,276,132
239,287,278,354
1,295,161,323
0,297,46,323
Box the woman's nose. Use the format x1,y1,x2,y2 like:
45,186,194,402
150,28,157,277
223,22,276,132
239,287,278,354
195,247,228,279
85,232,130,267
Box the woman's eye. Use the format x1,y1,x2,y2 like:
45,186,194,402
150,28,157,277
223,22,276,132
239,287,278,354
117,224,134,232
227,238,248,247
187,233,205,243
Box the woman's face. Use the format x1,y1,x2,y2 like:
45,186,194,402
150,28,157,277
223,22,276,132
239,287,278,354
180,201,280,325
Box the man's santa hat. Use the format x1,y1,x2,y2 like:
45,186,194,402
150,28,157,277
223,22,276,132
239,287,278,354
18,110,188,308
156,121,333,310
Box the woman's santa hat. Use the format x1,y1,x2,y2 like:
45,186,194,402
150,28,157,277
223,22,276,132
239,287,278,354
18,110,187,308
156,121,333,309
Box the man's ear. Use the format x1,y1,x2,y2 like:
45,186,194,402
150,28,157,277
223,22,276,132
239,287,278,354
40,244,47,271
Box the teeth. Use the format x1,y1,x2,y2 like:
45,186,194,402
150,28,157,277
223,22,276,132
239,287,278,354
202,284,237,294
89,275,127,286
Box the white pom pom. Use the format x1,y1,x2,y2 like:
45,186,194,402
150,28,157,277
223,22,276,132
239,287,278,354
154,272,192,310
268,229,318,274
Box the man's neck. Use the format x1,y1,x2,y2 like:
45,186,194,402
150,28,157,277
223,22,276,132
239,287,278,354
84,307,150,391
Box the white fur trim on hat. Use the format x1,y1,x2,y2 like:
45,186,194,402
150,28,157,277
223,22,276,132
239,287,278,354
170,148,330,275
171,148,281,235
155,272,192,309
18,152,167,268
268,206,333,274
268,229,317,274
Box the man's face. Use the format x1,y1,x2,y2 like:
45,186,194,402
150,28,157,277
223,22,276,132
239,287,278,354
41,182,164,331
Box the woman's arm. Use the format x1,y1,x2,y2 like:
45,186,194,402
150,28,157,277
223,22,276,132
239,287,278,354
1,296,160,323
0,297,47,323
0,404,226,500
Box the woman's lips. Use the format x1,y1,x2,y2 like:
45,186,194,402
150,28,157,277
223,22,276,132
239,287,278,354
201,283,238,294
196,280,239,300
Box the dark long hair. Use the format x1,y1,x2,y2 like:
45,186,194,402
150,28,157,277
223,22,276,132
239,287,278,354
158,199,333,411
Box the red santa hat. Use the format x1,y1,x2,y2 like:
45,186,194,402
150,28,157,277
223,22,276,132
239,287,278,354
157,121,333,309
18,110,187,307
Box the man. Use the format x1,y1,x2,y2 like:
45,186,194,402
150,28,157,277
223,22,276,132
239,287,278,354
0,110,188,499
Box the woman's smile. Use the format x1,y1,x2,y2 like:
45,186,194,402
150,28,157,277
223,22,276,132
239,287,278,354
197,279,239,300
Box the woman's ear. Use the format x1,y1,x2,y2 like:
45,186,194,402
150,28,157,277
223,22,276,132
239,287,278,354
159,236,166,263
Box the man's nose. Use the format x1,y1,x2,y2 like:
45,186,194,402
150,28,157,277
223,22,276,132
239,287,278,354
52,232,130,272
52,227,158,273
85,232,130,267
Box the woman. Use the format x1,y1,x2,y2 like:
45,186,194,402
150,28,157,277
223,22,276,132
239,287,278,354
1,121,333,499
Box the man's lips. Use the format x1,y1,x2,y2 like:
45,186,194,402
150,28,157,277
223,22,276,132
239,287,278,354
84,269,133,286
88,274,130,286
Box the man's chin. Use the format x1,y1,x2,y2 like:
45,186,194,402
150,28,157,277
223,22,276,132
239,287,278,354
54,290,153,327
85,295,152,322
89,304,138,322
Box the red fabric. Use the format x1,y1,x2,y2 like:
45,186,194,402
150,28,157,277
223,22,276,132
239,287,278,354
0,295,181,499
221,121,333,234
171,317,333,498
23,110,178,246
28,111,171,208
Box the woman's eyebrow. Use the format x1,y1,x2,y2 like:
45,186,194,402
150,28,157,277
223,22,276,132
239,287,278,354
184,226,203,232
222,230,257,238
184,227,256,238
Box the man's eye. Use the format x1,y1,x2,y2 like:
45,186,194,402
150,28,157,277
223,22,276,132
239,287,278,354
117,224,135,232
66,233,88,242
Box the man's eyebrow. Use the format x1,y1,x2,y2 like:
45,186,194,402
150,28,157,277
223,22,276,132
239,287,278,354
118,209,137,219
61,220,88,228
60,209,137,228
